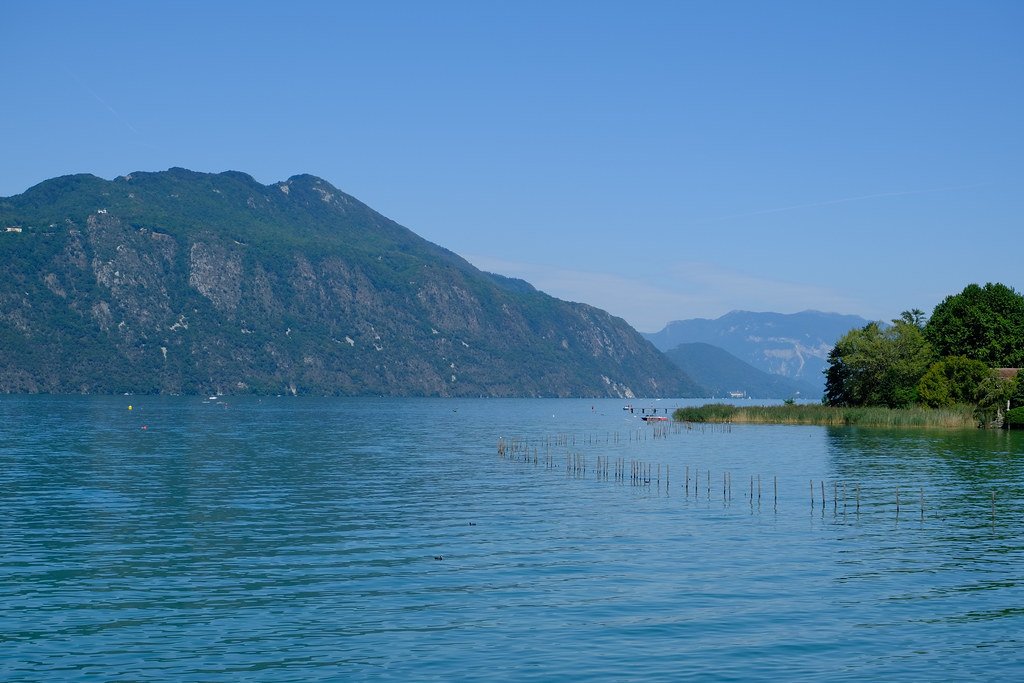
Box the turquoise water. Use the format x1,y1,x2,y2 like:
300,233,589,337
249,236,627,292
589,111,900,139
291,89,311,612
2,396,1022,681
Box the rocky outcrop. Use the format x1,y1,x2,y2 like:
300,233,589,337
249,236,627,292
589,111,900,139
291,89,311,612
188,240,243,314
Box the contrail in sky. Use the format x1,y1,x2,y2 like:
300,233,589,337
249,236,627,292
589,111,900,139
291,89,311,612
698,183,989,224
64,67,140,135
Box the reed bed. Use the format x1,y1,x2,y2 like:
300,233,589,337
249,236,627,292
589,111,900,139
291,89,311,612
672,403,978,429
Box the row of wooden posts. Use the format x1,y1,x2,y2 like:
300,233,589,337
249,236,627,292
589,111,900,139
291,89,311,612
496,435,1002,522
496,425,717,459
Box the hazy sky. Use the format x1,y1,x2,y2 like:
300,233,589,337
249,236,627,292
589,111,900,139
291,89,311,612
4,1,1021,331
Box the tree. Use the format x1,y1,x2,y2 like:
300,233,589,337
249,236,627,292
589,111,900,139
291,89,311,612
1010,373,1024,410
824,319,935,408
917,356,993,408
925,283,1024,367
1005,367,1024,426
900,308,927,327
975,373,1015,427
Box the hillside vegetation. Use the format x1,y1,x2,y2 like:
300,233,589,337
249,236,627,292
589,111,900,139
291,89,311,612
0,169,700,397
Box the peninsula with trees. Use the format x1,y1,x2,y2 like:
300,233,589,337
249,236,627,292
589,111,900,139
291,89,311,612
675,283,1024,429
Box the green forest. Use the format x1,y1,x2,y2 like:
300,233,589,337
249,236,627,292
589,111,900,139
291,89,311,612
823,282,1024,427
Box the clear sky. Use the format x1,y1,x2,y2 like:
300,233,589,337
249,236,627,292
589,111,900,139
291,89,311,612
4,1,1021,332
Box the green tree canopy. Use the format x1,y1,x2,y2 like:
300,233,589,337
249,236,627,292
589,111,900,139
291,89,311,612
1010,373,1024,409
917,356,992,408
824,319,935,408
975,373,1015,426
924,283,1024,367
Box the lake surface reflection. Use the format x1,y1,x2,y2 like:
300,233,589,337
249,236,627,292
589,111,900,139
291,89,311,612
2,396,1022,681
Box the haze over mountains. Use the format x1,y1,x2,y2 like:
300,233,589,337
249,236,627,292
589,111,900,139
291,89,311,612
662,342,820,400
644,310,873,397
0,169,700,397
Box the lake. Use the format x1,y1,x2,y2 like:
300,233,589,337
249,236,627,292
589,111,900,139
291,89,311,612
2,396,1022,681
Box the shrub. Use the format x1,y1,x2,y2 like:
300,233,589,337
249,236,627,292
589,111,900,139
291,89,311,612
917,356,992,408
1006,407,1024,428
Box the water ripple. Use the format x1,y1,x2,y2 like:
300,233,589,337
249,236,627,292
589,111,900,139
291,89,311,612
2,396,1022,681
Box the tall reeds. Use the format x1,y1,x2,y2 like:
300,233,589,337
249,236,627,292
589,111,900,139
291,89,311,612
672,403,978,429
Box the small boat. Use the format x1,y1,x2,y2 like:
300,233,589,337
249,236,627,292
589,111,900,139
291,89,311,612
641,415,668,422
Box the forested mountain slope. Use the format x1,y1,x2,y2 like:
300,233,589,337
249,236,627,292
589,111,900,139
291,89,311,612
0,169,700,397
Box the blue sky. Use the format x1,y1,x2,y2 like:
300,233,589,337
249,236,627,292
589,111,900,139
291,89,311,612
3,1,1021,331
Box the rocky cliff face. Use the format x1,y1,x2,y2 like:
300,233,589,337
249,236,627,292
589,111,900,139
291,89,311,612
0,169,700,397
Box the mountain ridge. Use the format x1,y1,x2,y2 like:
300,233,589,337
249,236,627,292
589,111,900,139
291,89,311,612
643,310,873,395
1,168,700,398
662,342,820,399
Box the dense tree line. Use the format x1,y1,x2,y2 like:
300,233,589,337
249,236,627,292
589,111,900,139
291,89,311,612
824,283,1024,426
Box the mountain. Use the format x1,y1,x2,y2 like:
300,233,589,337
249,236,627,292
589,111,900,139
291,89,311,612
0,168,701,397
662,342,819,399
643,310,873,396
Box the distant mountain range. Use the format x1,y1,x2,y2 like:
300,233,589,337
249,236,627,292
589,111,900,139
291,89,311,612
0,168,700,397
662,342,820,399
644,310,873,398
